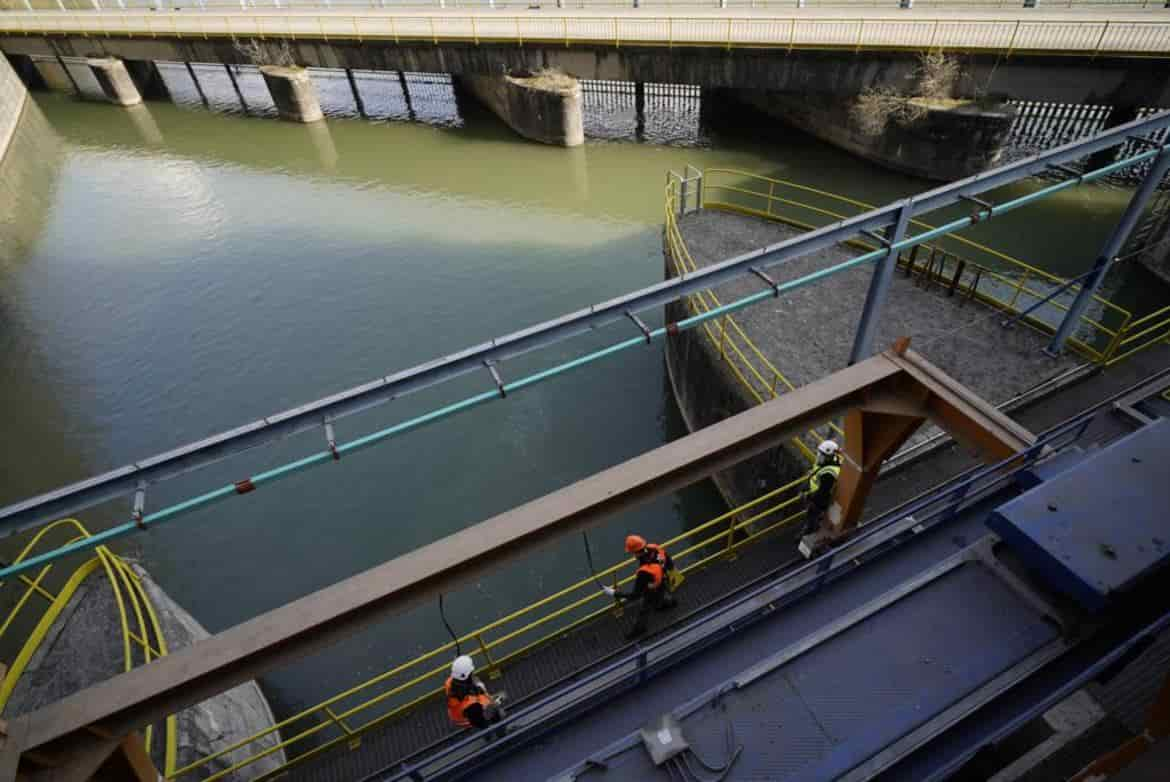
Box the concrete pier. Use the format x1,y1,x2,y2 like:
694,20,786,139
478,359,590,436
733,90,1016,181
461,70,584,147
0,51,28,164
86,57,143,107
259,65,323,123
124,57,170,101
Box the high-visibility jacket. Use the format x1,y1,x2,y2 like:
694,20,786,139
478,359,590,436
445,677,491,727
808,463,841,508
637,560,665,591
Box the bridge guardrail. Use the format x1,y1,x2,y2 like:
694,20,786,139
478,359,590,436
6,1,1170,13
160,474,809,781
699,168,1133,363
2,11,1170,58
0,519,178,776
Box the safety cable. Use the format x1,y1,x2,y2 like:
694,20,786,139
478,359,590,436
581,532,607,591
438,594,461,657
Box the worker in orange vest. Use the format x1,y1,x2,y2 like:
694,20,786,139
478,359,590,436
445,655,505,733
601,535,678,639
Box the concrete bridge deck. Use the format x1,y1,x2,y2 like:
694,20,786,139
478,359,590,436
2,7,1169,58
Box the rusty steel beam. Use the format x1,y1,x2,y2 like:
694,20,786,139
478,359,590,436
8,353,907,772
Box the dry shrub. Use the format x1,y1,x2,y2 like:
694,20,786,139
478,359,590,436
232,39,297,68
851,51,959,136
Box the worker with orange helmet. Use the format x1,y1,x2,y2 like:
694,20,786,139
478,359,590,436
601,535,678,639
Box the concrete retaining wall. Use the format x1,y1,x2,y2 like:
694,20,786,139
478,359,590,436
0,53,28,165
735,89,1016,181
460,71,583,146
662,243,810,510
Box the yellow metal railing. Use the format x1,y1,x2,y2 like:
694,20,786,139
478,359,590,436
699,168,1134,364
2,12,1170,59
169,475,810,781
664,174,843,461
0,519,178,776
1106,302,1170,365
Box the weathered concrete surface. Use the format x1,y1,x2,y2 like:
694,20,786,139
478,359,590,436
86,56,142,106
461,70,584,146
4,36,1169,107
260,64,324,122
0,50,27,164
734,89,1016,181
665,209,1084,506
3,563,285,780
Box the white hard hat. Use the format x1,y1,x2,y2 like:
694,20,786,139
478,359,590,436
451,655,475,681
818,440,839,457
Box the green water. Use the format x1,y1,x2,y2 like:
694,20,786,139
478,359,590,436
0,75,1159,725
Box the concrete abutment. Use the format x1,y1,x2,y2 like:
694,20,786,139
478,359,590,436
259,64,324,123
86,56,142,106
458,71,584,147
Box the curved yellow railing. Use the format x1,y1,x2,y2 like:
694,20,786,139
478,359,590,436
664,177,843,462
168,474,810,781
0,519,178,777
697,168,1134,363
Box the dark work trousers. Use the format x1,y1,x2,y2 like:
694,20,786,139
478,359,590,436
628,585,676,638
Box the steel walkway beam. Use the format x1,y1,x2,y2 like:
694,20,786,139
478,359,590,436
3,110,1169,539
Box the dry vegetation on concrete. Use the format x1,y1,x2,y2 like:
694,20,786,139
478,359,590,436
232,39,298,68
851,51,962,136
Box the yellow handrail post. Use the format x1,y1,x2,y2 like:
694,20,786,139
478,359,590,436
1007,19,1020,57
788,17,795,53
562,17,566,48
390,15,397,44
1007,271,1028,311
1103,311,1132,364
614,17,619,48
726,17,732,51
515,17,522,47
432,17,437,45
855,19,864,53
475,632,501,680
766,181,775,218
668,17,672,48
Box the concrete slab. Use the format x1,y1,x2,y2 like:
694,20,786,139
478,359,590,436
675,208,1081,410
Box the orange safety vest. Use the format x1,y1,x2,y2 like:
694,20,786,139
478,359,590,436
637,560,665,590
445,677,491,727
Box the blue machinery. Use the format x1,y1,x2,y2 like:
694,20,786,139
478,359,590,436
371,375,1170,782
3,110,1170,582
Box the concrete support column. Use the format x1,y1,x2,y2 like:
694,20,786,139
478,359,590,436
123,59,170,101
259,65,323,123
87,57,143,106
459,71,584,147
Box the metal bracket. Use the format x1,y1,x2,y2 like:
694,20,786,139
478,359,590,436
749,266,780,297
625,310,652,344
324,420,340,461
132,481,147,530
485,360,506,398
1047,163,1084,184
959,194,994,222
861,229,891,247
1126,135,1162,151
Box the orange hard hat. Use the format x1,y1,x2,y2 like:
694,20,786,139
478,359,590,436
625,535,647,554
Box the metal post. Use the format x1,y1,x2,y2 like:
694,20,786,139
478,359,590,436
345,67,366,118
185,62,209,108
849,200,913,365
224,63,248,114
1048,146,1170,355
398,70,415,121
634,81,645,142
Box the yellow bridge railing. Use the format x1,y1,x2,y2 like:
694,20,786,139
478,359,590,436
0,519,178,776
2,11,1170,59
165,475,809,781
697,168,1138,364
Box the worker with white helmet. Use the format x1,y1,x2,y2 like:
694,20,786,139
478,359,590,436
802,439,842,539
445,655,505,732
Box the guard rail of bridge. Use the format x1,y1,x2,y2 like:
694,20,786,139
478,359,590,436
3,10,1170,58
6,1,1170,12
0,519,178,776
684,168,1139,364
150,474,809,781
